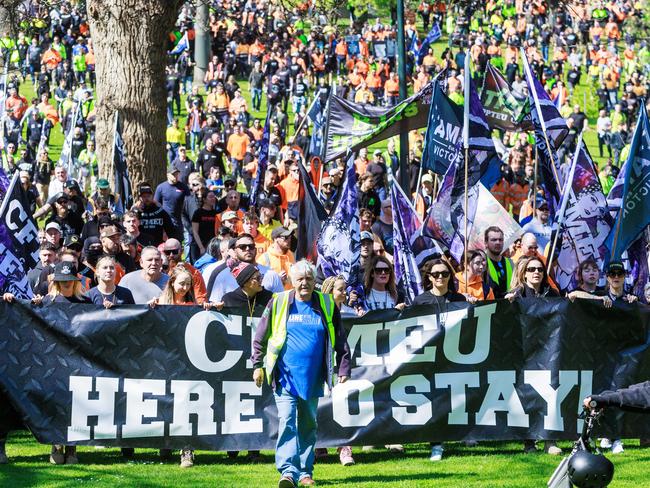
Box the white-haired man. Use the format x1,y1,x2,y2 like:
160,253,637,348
251,260,351,487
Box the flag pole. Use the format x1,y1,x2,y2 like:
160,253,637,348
521,48,562,190
412,164,424,206
533,144,538,214
463,51,470,291
546,131,583,276
290,94,319,146
111,110,119,187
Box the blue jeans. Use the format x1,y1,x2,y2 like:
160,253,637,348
252,87,263,111
274,387,319,483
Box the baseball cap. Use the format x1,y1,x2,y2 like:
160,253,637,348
271,226,293,240
63,234,82,250
373,149,382,156
53,262,80,282
65,179,81,190
100,225,121,239
535,196,549,209
606,261,625,275
360,231,374,242
138,183,153,194
222,210,239,221
97,178,110,189
168,167,180,174
422,174,433,184
45,222,61,233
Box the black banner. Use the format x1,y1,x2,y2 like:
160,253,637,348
480,63,532,132
0,299,649,450
324,84,432,162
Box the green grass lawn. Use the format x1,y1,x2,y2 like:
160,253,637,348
2,431,649,487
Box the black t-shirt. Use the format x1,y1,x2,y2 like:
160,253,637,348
222,288,273,314
191,207,218,246
42,294,91,304
137,203,175,246
412,291,467,306
86,286,136,305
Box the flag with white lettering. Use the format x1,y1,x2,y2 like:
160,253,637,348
480,63,532,132
0,169,39,297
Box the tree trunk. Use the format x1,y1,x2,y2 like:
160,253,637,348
87,0,182,191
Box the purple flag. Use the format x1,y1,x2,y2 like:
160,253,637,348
389,172,423,303
317,153,361,289
554,143,612,290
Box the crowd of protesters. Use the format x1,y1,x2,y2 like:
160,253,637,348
2,0,650,485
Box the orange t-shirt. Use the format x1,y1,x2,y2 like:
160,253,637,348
227,133,250,160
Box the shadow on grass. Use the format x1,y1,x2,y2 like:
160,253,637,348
317,472,457,485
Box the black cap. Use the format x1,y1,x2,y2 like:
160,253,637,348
138,184,153,194
606,261,625,274
65,179,81,190
53,262,80,282
63,234,82,250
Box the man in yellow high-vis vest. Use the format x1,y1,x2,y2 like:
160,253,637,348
252,260,351,488
485,226,513,298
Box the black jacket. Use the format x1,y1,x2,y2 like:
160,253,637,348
591,381,650,413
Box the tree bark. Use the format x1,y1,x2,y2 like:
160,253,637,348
87,0,182,191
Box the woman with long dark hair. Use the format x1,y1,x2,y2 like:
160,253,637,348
363,255,405,312
413,258,466,461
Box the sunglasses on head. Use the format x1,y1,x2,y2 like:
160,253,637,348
374,267,390,274
237,243,255,251
526,266,544,273
430,271,451,279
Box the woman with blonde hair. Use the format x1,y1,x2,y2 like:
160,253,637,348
154,264,196,306
86,256,135,308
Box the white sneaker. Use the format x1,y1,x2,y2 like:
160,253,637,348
429,444,444,461
600,438,612,449
611,439,624,454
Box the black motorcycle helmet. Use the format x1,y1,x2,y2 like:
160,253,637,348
567,450,614,488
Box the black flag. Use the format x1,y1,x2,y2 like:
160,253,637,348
113,112,133,213
295,161,327,263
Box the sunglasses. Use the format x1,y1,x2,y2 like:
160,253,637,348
237,243,255,251
57,199,68,205
323,183,332,188
607,271,625,277
526,266,544,273
430,271,451,279
164,249,181,255
374,267,390,274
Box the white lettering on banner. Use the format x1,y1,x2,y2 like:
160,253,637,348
443,303,496,365
332,379,375,427
524,370,578,431
433,120,460,143
347,303,498,368
169,380,217,436
390,375,432,425
221,381,263,434
5,200,39,263
0,244,23,277
122,378,166,438
434,372,481,425
185,311,243,372
476,371,529,428
68,376,119,441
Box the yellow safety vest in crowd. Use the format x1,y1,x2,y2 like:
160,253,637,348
487,256,513,291
264,290,335,384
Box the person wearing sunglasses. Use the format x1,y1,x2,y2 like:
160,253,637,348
205,233,283,303
412,258,466,462
505,256,559,301
505,256,561,455
596,260,639,456
363,255,405,313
